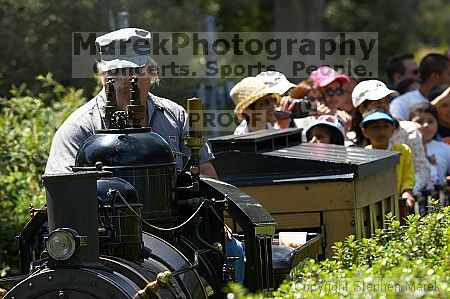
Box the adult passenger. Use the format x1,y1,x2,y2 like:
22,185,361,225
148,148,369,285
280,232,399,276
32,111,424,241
390,53,450,120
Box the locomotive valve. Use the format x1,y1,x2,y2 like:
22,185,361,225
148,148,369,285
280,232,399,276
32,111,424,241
184,98,205,192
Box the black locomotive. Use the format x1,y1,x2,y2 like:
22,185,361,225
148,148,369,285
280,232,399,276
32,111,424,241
2,77,318,298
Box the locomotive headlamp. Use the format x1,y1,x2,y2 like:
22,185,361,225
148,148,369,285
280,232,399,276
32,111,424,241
46,228,86,261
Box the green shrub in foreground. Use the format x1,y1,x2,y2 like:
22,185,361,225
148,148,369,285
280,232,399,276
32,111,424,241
0,74,85,276
229,206,450,298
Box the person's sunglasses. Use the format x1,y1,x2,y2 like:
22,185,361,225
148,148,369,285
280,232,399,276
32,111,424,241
324,86,344,97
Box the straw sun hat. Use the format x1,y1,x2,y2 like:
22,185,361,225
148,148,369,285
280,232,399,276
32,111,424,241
230,77,278,117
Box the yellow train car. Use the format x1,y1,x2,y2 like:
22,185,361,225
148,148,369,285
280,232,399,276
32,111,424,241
210,128,400,258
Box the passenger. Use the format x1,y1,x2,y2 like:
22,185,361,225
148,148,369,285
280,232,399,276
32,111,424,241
231,77,280,135
351,79,431,195
45,28,217,177
430,85,450,142
396,78,421,95
305,115,345,146
409,103,450,189
390,53,450,120
360,110,415,208
309,66,352,130
386,53,420,89
290,79,326,108
278,79,326,130
309,66,350,115
276,67,352,130
256,71,296,100
256,71,296,129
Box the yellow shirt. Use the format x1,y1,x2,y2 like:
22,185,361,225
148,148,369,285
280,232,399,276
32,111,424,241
366,144,415,196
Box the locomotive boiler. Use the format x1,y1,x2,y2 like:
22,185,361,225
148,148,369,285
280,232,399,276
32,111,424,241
2,77,320,298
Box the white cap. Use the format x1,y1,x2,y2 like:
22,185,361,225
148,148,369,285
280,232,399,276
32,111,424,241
352,80,399,107
256,71,296,95
96,28,151,72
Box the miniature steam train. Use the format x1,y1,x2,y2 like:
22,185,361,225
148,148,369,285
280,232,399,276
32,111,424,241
2,78,317,298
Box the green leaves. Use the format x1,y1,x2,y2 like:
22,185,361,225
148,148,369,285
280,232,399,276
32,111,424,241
0,74,84,276
272,206,450,298
231,206,450,298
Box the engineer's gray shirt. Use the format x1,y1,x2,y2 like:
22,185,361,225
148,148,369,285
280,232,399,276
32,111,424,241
45,90,214,174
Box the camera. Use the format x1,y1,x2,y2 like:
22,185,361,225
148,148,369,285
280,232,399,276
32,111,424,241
274,96,318,120
291,97,317,118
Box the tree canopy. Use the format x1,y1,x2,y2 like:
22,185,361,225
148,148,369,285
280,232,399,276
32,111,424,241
0,0,448,100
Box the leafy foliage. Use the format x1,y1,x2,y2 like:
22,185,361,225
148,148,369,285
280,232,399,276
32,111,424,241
325,0,450,79
2,0,448,99
0,74,85,275
0,0,239,99
230,206,450,298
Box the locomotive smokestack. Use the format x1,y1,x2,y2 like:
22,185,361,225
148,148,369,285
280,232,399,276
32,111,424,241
127,76,145,127
105,77,118,129
43,172,99,264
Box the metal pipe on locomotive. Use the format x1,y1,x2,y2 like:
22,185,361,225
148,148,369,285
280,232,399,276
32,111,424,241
2,76,315,298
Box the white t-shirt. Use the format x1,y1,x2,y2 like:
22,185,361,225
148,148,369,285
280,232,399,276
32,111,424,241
389,89,427,120
425,139,450,186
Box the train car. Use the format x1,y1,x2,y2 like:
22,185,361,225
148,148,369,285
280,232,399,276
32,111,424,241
1,81,321,298
209,128,401,258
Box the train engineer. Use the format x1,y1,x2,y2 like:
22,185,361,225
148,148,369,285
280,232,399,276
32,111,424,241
44,28,217,178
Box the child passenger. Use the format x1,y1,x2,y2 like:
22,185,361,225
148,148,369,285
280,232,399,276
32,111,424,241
360,110,415,208
305,115,345,145
409,103,450,188
351,79,430,196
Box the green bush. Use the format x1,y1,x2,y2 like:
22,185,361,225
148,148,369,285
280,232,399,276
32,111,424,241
0,74,85,275
228,206,450,298
277,213,449,298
